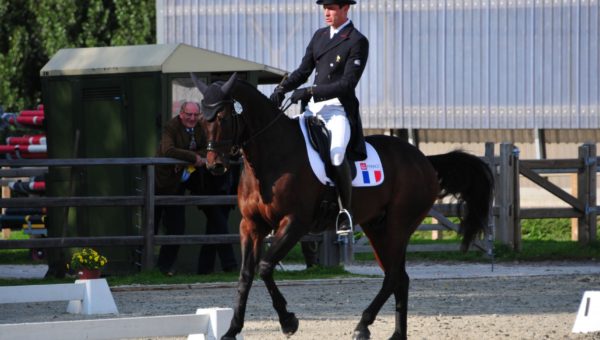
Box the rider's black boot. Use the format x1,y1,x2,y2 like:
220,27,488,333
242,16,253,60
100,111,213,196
333,159,353,235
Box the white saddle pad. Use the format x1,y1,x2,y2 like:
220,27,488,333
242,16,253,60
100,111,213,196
298,115,384,187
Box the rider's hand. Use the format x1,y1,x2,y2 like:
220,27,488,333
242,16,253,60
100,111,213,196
290,87,313,104
269,86,285,107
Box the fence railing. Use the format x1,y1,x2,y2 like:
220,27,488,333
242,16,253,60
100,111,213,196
1,143,596,270
0,158,325,270
490,142,597,250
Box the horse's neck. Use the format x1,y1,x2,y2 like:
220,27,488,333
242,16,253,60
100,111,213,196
243,117,301,164
233,85,296,151
233,82,305,172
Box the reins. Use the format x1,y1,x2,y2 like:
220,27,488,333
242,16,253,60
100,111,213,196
237,96,294,148
205,82,291,155
239,109,284,148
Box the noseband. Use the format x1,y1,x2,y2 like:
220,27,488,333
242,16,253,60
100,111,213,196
204,101,242,159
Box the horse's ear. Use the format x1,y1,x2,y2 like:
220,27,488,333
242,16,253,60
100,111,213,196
221,72,237,96
190,72,208,94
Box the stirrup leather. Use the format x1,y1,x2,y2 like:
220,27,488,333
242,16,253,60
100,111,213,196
335,208,353,235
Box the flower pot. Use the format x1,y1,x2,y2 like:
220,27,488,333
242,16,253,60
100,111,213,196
77,268,101,280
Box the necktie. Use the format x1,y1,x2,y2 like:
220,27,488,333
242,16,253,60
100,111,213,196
186,128,197,150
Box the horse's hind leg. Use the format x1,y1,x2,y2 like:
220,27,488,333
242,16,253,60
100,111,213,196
390,268,410,340
353,273,396,340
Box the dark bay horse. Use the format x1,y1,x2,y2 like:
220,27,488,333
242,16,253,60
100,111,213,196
191,73,494,340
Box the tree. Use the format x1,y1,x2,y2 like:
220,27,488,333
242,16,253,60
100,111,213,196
0,0,156,112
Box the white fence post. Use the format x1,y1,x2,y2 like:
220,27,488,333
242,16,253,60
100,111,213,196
0,279,117,315
66,279,118,315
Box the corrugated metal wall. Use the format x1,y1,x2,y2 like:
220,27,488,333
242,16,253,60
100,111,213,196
157,0,600,129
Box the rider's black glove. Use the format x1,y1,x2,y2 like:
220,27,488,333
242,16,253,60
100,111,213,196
290,86,313,104
269,86,285,107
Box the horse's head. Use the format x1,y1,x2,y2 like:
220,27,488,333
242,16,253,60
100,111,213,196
190,72,240,175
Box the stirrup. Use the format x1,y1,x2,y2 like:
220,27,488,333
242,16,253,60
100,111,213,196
335,208,353,235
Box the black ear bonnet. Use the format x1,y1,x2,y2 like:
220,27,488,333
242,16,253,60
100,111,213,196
190,72,236,121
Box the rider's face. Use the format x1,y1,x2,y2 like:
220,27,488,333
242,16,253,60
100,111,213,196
323,4,349,29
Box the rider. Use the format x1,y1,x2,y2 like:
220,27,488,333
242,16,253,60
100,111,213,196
270,0,369,234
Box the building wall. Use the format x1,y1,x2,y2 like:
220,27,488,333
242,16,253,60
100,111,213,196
157,0,600,129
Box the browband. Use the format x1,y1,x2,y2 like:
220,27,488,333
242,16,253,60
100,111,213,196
201,99,233,121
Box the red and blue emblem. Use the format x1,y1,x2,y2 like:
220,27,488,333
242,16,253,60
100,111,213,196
359,162,383,185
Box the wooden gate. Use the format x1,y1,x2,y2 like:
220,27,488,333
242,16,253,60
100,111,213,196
494,143,597,250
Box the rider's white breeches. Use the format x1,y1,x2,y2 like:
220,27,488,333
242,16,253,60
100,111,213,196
305,105,351,166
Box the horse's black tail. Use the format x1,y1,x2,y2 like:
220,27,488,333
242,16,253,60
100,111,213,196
427,151,494,252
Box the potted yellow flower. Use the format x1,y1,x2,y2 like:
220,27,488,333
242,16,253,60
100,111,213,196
69,248,108,279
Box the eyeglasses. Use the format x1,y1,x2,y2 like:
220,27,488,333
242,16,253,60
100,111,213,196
182,111,200,118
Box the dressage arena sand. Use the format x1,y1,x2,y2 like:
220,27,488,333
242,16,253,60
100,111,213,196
1,262,600,339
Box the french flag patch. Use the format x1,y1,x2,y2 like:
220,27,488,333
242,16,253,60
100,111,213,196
359,162,383,185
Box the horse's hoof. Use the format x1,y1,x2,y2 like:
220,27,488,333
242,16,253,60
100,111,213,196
220,330,239,340
280,312,299,336
353,328,371,340
387,332,406,340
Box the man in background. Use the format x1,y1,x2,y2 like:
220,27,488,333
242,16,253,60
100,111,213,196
155,101,237,276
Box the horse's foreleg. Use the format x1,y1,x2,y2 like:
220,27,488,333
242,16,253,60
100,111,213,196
259,227,304,336
222,228,262,340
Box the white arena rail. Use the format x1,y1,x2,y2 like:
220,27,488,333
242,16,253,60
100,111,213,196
0,278,118,315
0,307,239,340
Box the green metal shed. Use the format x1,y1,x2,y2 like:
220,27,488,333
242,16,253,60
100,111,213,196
40,43,285,272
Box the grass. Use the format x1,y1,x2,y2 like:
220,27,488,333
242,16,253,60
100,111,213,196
0,263,352,287
106,265,350,287
1,218,599,286
351,239,600,263
0,230,33,264
354,218,600,263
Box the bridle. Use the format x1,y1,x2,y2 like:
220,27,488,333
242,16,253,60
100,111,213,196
204,99,285,160
191,72,284,161
202,100,240,160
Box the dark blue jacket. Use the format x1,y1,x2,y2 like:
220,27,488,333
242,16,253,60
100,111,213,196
281,22,369,161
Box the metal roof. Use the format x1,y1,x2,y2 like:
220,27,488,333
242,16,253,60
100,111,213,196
40,43,286,83
156,0,600,129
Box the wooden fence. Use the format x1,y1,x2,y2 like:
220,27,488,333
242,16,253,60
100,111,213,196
0,158,326,270
0,144,596,270
355,142,598,255
491,142,597,250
